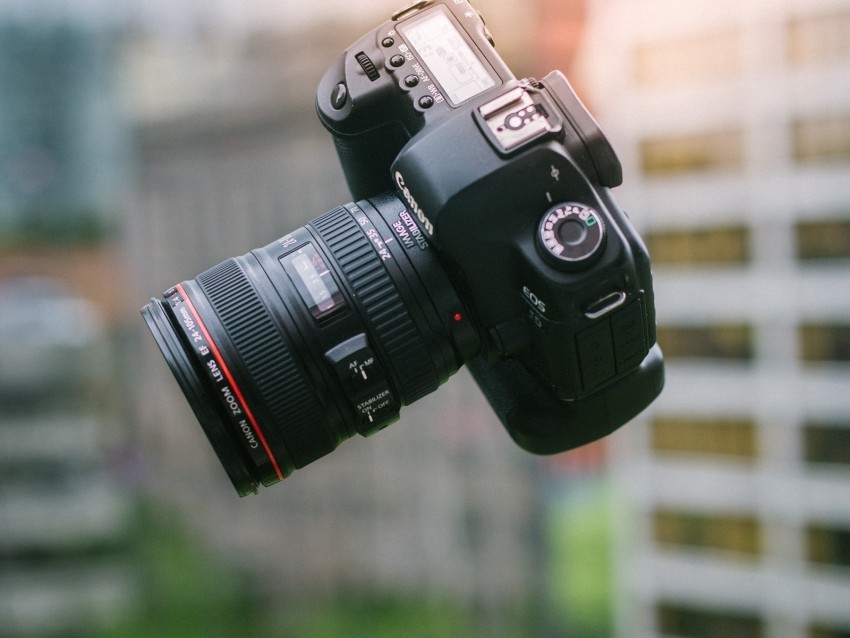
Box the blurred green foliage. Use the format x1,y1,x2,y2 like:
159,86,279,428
547,479,614,638
97,502,526,638
0,208,114,248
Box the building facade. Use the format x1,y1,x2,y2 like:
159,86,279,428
578,0,850,636
0,21,137,636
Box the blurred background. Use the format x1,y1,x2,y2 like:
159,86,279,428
0,0,848,636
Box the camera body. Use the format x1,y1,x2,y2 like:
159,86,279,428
317,0,663,453
142,0,664,496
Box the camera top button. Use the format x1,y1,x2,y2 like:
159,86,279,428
331,82,348,110
355,52,381,81
390,55,406,68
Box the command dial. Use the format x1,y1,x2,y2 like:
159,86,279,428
538,203,606,269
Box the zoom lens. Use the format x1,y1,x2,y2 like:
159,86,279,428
142,193,477,495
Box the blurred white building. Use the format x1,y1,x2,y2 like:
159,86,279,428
0,280,137,636
578,0,850,636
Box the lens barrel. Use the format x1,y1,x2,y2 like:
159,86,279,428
142,194,476,495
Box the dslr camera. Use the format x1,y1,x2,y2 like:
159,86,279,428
142,0,664,496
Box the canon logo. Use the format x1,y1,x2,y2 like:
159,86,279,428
395,171,434,236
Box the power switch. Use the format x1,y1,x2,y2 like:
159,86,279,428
325,334,400,435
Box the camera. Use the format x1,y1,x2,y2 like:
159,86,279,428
141,0,664,496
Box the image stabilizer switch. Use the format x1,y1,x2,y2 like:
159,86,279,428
325,334,400,435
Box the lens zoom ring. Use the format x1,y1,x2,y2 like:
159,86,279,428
197,258,333,469
313,207,438,403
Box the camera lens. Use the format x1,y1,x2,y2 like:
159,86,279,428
142,194,476,495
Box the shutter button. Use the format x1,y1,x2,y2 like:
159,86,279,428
331,82,348,110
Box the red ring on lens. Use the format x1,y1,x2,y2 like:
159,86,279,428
174,284,284,482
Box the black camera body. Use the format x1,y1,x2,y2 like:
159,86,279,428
317,0,663,453
142,0,663,496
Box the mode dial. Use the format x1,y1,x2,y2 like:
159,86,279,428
538,203,606,269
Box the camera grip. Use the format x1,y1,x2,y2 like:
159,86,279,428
317,50,412,201
333,125,407,200
467,345,664,454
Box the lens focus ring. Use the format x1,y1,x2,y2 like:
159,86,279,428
312,207,439,404
197,258,334,470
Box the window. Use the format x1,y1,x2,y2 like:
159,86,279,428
793,116,850,165
646,225,750,266
800,324,850,362
641,131,744,175
657,602,764,638
797,218,850,261
804,423,850,467
637,31,741,86
653,509,762,556
657,324,754,360
651,416,758,459
806,524,850,568
788,10,850,67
